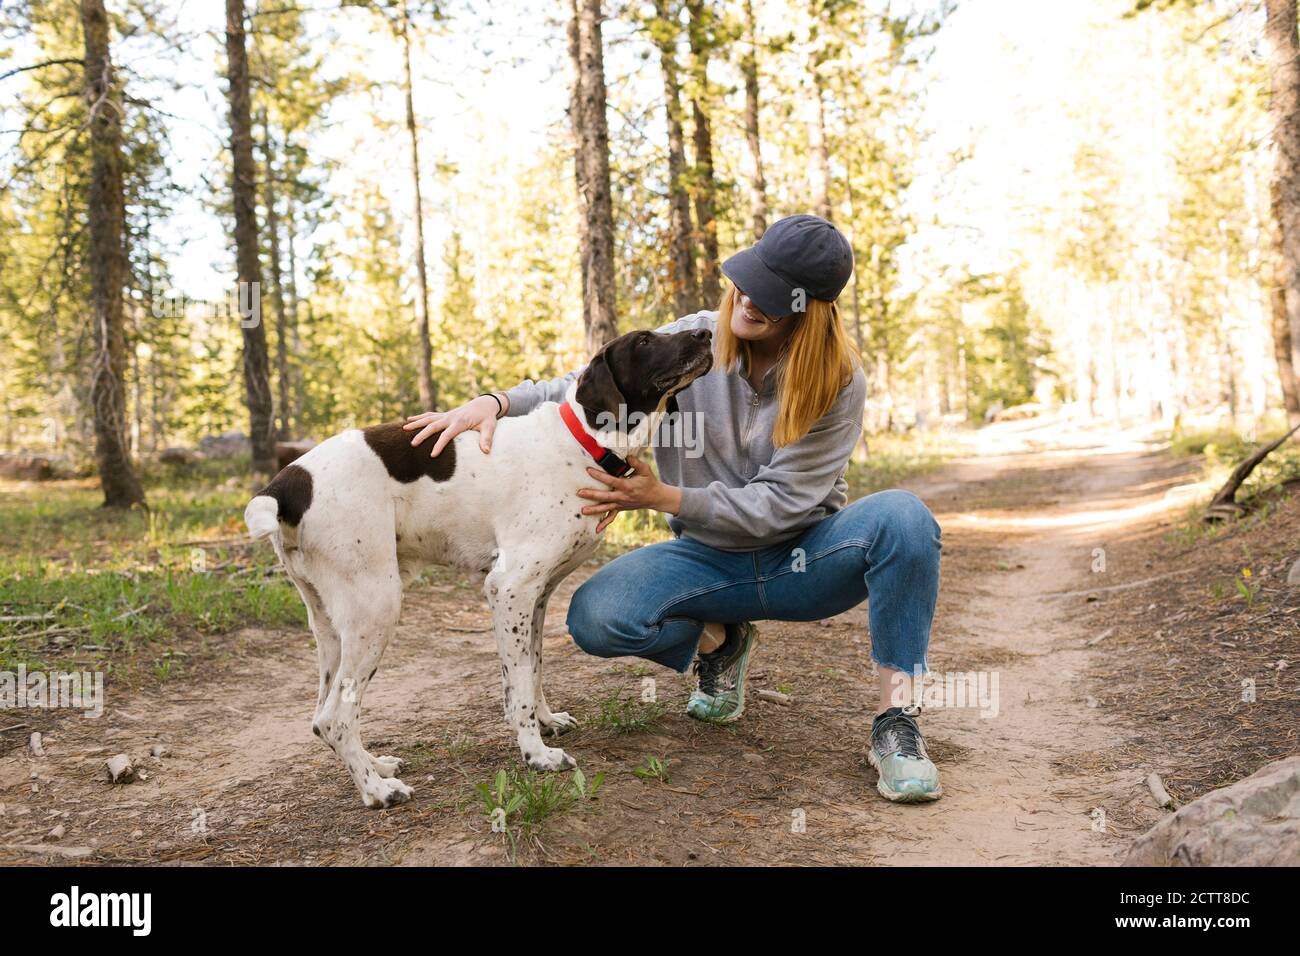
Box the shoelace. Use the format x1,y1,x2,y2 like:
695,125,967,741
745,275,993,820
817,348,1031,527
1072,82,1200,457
692,653,724,696
875,708,925,759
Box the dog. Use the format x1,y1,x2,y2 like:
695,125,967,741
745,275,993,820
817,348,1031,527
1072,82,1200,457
244,327,713,808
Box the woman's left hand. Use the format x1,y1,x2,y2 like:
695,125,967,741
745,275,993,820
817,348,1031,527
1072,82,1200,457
578,454,680,532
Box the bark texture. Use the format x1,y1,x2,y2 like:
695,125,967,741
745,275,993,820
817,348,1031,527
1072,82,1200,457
225,0,276,475
81,0,145,508
570,0,619,354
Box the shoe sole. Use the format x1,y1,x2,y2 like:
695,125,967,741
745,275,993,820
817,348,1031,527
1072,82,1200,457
866,747,943,803
689,627,758,724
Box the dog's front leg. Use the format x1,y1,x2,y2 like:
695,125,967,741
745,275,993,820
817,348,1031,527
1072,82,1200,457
485,565,576,773
530,589,577,737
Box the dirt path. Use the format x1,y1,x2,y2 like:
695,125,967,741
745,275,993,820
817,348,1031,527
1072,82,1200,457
0,416,1195,865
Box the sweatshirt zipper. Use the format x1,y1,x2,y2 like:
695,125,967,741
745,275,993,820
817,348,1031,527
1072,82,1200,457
741,380,761,473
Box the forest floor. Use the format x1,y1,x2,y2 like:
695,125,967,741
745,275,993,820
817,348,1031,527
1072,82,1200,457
1,413,1296,865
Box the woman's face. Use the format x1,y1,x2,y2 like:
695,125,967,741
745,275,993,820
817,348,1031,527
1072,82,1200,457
729,292,791,343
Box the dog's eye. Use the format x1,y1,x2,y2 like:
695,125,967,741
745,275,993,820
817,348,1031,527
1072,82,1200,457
637,335,650,348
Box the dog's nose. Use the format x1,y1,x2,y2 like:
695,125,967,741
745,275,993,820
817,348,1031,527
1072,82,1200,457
692,329,712,341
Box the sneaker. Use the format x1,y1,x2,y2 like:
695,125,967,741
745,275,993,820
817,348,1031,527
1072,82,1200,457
686,622,759,723
868,705,943,802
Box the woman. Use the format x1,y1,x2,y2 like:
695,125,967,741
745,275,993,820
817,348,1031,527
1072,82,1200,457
405,215,943,803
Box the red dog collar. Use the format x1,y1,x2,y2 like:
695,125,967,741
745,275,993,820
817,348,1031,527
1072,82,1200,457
559,402,636,478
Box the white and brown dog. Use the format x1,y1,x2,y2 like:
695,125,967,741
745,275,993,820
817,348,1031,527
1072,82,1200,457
244,328,713,808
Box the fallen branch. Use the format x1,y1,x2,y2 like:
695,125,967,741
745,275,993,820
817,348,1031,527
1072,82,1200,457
1204,422,1300,523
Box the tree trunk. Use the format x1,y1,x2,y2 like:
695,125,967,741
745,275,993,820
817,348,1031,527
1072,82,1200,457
225,0,276,476
651,0,699,316
284,187,304,431
1271,180,1300,424
401,2,437,411
1266,0,1300,425
261,114,290,439
81,0,145,509
807,48,832,222
741,0,768,241
686,0,720,306
572,0,619,354
567,7,590,313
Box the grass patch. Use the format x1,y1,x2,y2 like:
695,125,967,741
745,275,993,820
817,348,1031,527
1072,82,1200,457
0,462,305,684
476,766,604,855
590,694,666,733
0,559,304,677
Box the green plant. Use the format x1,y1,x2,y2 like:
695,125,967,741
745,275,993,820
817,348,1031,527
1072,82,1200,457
476,767,605,854
1234,568,1262,607
633,755,670,783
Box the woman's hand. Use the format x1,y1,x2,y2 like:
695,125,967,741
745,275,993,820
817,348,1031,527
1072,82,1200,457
578,454,682,532
403,394,504,457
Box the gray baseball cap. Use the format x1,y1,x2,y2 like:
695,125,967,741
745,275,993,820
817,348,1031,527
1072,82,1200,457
721,214,854,318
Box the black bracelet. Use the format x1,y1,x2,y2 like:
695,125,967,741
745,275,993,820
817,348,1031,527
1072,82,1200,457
480,392,505,419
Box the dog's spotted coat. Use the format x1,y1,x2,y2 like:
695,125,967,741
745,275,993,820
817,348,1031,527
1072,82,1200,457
245,329,713,808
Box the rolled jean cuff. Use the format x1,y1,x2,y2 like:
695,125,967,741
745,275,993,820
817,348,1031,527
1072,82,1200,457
872,654,929,676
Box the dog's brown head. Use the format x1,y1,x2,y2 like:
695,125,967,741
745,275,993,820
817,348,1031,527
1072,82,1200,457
575,328,713,430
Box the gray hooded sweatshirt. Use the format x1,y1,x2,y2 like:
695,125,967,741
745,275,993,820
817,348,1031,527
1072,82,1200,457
503,310,868,553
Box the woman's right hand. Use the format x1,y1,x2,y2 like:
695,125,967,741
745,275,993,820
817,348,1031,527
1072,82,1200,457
403,394,505,457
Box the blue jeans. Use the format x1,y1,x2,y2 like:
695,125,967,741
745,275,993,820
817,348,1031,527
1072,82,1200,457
567,489,941,674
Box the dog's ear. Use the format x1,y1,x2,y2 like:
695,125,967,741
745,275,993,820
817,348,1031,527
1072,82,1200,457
576,350,625,428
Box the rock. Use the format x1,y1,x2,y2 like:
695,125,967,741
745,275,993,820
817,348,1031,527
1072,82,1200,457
48,824,65,841
197,431,251,458
157,446,199,465
0,454,54,481
742,752,765,765
29,732,45,757
1287,558,1300,587
1123,757,1300,866
276,439,317,471
105,754,135,784
149,744,168,759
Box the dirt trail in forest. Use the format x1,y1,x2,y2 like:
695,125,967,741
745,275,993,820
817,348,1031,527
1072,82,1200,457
0,414,1196,865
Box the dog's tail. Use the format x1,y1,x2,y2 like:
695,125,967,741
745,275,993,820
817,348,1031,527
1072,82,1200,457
244,463,313,551
244,495,280,540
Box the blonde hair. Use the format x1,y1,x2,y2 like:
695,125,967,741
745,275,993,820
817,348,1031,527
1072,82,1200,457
714,285,861,447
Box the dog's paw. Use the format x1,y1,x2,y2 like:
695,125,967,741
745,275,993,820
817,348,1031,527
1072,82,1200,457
370,754,405,778
524,746,576,773
361,776,413,810
539,711,578,736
